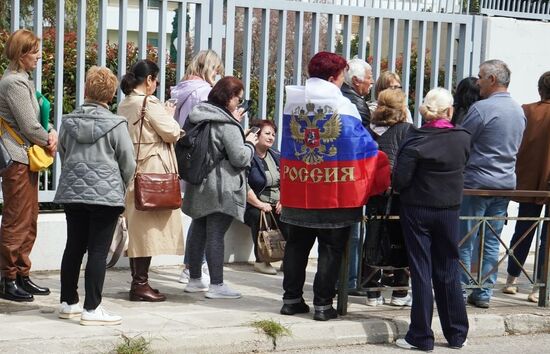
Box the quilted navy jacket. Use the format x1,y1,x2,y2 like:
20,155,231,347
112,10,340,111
54,102,136,207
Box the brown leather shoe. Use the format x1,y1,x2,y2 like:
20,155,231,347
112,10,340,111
129,257,166,302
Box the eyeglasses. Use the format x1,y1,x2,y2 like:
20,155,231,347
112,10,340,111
237,97,244,104
389,85,402,89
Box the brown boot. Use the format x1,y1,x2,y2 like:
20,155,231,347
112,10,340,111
129,257,166,302
129,258,159,294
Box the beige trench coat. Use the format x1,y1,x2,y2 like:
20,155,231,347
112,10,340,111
117,90,184,257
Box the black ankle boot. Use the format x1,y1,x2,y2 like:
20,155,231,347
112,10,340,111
1,278,34,302
280,299,310,315
16,275,50,295
313,306,338,321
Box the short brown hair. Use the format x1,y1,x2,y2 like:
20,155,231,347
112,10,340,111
250,119,277,134
374,71,401,99
538,71,550,100
208,76,243,107
85,66,118,103
372,89,408,126
3,29,40,71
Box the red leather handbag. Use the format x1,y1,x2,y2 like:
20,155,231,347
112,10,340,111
134,96,182,211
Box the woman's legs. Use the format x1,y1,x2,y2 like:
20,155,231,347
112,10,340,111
204,213,234,285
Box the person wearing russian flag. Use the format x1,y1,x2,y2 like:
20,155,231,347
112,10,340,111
279,51,390,321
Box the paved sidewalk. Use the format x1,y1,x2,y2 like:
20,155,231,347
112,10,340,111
1,260,549,354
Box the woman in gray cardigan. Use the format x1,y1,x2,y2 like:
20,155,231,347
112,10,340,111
54,67,135,325
0,29,57,302
182,76,258,299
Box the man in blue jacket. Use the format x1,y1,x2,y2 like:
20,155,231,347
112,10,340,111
459,59,526,308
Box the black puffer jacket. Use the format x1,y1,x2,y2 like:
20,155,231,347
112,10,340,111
371,122,412,169
341,83,371,130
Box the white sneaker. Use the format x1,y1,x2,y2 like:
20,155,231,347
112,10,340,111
205,283,241,299
80,306,122,326
390,294,413,307
254,262,277,275
366,296,384,307
58,302,83,319
184,278,209,293
178,268,190,284
396,338,419,350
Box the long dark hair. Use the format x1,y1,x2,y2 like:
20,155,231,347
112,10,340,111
452,77,480,125
120,59,159,95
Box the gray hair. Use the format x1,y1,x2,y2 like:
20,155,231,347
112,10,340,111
480,59,511,87
420,87,454,121
344,58,371,86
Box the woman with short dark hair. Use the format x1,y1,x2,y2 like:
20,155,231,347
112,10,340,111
182,76,258,299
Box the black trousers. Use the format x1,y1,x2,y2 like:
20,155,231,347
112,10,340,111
244,206,288,262
400,205,468,351
60,203,123,310
282,224,350,307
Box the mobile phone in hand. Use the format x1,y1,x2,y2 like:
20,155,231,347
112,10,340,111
239,99,253,114
249,126,261,135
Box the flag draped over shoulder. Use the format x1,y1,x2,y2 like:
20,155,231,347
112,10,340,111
280,78,390,209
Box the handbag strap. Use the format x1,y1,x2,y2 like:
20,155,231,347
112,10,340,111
0,116,27,146
133,95,178,177
266,211,281,231
259,210,271,231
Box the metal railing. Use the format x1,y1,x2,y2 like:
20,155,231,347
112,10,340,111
479,0,550,21
337,189,550,314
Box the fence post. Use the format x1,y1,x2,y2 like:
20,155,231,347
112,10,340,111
538,196,550,306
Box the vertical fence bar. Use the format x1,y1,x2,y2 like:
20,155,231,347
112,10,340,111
402,19,413,110
223,2,235,75
444,22,455,89
372,17,383,85
293,11,304,84
456,23,468,83
540,204,550,307
242,7,254,100
258,8,270,118
414,20,427,124
98,0,108,66
311,12,320,56
157,0,168,101
196,1,210,51
388,18,398,72
52,0,65,189
117,0,128,103
358,16,369,60
175,2,187,82
139,0,148,60
275,9,288,149
210,0,224,55
10,0,20,32
470,15,483,73
327,14,337,52
33,0,43,92
75,0,87,107
430,21,441,89
342,14,352,59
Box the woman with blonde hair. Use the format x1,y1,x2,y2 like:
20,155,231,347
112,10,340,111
364,88,412,307
393,87,470,351
0,29,57,302
170,49,224,127
171,50,223,284
118,59,184,303
55,66,135,325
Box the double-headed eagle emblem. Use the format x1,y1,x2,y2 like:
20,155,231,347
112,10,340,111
289,103,342,165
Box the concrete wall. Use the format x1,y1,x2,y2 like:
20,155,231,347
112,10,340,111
482,16,550,104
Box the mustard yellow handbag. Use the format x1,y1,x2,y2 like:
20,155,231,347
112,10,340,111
0,117,53,172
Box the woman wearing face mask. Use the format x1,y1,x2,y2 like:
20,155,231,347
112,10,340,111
0,29,57,302
244,119,288,275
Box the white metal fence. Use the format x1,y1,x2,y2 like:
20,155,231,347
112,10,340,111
2,0,483,202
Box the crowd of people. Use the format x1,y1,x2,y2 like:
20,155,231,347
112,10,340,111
0,28,548,351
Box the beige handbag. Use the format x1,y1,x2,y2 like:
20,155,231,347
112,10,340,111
257,211,286,262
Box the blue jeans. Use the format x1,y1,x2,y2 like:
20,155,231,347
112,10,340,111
459,195,510,301
348,223,361,289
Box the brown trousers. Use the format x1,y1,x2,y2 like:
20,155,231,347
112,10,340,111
0,162,39,279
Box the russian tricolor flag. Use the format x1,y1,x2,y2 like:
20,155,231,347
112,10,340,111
280,78,390,209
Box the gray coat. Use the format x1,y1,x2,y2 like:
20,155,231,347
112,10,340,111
0,70,49,164
182,102,254,221
54,102,136,207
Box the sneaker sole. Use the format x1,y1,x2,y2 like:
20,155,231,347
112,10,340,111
178,278,189,284
502,287,517,294
80,319,122,326
184,287,209,293
205,293,241,299
59,312,82,319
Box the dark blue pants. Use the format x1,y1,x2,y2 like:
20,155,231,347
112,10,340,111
400,206,468,351
282,224,350,306
507,203,548,280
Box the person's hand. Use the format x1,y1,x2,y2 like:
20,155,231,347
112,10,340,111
260,202,272,213
246,131,258,145
164,100,176,116
232,107,245,122
275,201,282,214
46,129,58,156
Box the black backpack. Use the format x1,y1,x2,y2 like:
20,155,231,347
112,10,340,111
175,119,214,185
